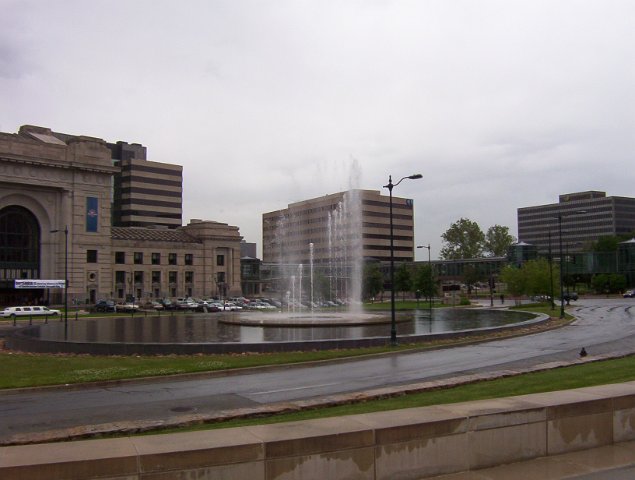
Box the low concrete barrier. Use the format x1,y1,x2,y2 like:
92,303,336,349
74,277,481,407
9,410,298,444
2,382,635,479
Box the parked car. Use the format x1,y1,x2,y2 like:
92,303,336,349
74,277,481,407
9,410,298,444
195,301,220,312
1,306,61,318
159,298,176,310
223,302,243,311
144,301,164,311
530,295,551,303
92,300,116,312
562,292,578,302
175,299,198,310
624,290,635,298
117,302,140,313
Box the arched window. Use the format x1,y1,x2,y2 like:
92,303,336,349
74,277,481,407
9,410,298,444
0,206,41,278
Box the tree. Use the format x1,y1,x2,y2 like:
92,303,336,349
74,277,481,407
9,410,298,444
362,263,384,302
394,263,413,301
500,265,526,299
592,236,619,252
500,259,559,301
591,273,626,294
462,264,481,295
440,218,485,260
523,258,554,298
413,263,436,301
312,271,331,302
484,225,516,257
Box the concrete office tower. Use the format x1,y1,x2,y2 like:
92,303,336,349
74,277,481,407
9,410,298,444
263,189,416,265
518,191,635,255
109,141,183,229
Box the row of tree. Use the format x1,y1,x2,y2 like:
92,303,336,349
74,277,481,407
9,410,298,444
440,218,516,259
363,262,436,302
500,258,628,299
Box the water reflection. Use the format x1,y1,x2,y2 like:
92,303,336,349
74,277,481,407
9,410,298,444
28,309,534,344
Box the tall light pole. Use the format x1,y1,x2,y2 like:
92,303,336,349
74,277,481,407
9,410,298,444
50,225,68,335
548,230,555,310
554,211,586,319
417,244,433,313
384,173,422,346
557,214,565,318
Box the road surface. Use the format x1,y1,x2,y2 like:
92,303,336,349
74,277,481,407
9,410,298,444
1,298,634,443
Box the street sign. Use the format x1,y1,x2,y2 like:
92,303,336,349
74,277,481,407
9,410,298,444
14,279,66,289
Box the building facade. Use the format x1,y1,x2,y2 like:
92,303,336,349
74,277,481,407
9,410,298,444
0,125,242,307
262,189,416,265
109,141,183,229
517,191,635,255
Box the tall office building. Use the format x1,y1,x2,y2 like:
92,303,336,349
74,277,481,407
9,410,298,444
262,189,416,265
109,141,183,229
517,191,635,254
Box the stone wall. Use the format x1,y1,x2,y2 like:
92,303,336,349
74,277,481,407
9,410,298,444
2,382,635,479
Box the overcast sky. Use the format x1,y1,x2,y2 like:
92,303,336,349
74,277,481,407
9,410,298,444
2,0,634,259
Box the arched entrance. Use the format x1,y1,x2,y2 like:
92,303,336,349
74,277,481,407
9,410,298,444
0,206,42,306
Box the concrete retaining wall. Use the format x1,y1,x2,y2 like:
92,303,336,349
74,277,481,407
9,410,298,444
2,382,635,479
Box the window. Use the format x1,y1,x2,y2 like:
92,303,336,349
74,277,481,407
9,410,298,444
134,252,143,264
151,252,161,265
217,254,224,266
134,271,143,284
216,271,225,283
185,253,193,265
115,252,125,264
86,250,97,263
169,271,177,284
168,253,177,265
185,271,194,283
152,271,161,283
115,271,125,283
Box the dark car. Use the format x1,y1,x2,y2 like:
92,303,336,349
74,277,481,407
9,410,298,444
562,292,579,302
159,299,177,310
92,300,116,312
195,302,220,312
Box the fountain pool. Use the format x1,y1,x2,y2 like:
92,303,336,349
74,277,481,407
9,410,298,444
7,308,546,355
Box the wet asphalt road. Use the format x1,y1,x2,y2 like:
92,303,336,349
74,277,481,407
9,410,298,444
1,298,634,443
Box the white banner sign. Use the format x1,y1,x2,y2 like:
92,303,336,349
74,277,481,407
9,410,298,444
14,279,66,289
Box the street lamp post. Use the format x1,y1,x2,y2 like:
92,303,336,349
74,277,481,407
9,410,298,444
417,244,433,313
548,230,555,310
50,225,69,335
557,215,565,318
384,173,422,346
554,211,586,319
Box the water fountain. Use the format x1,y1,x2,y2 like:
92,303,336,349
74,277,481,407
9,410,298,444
271,188,364,320
5,163,550,355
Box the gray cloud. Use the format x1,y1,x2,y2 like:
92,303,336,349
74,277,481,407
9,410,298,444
1,0,634,258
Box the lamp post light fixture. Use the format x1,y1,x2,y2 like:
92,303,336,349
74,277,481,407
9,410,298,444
417,244,433,313
384,173,422,346
50,225,69,335
554,211,586,319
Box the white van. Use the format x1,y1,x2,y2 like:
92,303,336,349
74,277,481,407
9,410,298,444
1,306,61,318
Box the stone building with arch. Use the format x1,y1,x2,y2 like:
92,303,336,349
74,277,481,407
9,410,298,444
0,125,242,307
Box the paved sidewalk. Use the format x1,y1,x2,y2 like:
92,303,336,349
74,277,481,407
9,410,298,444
426,441,635,479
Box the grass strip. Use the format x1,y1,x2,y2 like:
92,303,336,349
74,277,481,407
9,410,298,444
151,354,635,435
